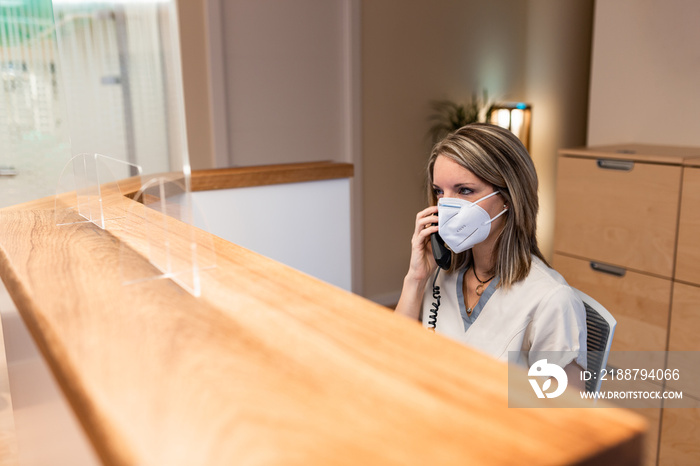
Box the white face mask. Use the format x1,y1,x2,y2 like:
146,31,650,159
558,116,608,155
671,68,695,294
437,191,508,253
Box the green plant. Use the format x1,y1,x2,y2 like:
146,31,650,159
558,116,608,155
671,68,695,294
428,91,493,144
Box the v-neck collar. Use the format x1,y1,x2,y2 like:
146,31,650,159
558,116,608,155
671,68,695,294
456,267,500,332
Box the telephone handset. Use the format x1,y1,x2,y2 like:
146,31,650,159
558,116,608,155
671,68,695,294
430,232,451,270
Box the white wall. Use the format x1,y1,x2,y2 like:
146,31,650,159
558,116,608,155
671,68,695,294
191,179,353,291
525,0,594,261
219,0,355,167
588,0,700,146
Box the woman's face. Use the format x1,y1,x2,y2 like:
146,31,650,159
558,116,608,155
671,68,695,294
432,155,506,228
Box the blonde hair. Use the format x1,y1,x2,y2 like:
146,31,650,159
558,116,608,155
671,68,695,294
426,123,547,287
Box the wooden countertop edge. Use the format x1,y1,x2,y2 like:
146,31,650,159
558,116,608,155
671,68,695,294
2,162,353,212
191,161,353,192
0,241,134,466
110,161,354,199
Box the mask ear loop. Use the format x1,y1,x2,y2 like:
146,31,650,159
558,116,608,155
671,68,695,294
472,190,501,206
476,190,508,225
486,205,508,224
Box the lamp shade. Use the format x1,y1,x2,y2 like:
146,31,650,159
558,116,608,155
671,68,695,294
489,102,532,152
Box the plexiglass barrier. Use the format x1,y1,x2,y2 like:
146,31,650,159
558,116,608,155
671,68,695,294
46,1,215,297
55,154,216,297
119,175,216,297
55,153,141,229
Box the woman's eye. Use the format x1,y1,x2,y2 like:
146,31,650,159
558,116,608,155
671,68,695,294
458,187,473,195
432,187,443,196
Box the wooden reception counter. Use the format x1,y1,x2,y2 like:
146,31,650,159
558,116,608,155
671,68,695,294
0,163,646,465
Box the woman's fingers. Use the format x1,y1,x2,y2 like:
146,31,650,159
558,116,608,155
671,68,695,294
418,224,439,239
414,206,439,233
417,205,438,219
412,218,439,251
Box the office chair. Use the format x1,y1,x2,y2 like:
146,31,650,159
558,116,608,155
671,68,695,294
574,289,617,393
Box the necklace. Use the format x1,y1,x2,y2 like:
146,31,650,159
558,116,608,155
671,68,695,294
472,266,495,297
465,286,473,316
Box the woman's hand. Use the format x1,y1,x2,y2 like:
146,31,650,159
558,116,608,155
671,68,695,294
395,206,441,320
406,205,440,283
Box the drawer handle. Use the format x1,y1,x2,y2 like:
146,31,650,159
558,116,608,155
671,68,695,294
0,166,18,177
596,159,634,171
590,261,627,277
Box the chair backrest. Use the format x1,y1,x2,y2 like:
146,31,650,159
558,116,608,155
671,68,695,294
574,289,616,393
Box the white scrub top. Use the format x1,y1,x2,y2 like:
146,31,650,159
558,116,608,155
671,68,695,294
421,256,587,370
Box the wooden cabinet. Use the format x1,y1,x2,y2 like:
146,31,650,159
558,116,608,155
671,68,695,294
554,144,700,466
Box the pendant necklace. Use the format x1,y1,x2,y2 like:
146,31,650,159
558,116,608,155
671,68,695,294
465,289,473,317
465,267,474,316
465,265,495,317
472,266,495,297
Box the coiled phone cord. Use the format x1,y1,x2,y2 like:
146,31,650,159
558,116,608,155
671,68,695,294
427,268,441,331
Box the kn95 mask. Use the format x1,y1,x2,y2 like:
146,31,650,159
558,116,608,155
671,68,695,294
437,192,508,253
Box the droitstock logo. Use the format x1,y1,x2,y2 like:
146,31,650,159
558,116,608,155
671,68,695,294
528,359,568,399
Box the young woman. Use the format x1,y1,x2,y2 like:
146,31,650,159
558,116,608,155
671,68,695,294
395,123,586,385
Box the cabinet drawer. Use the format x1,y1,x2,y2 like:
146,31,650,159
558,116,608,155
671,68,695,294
676,167,700,285
554,156,681,277
552,253,672,352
